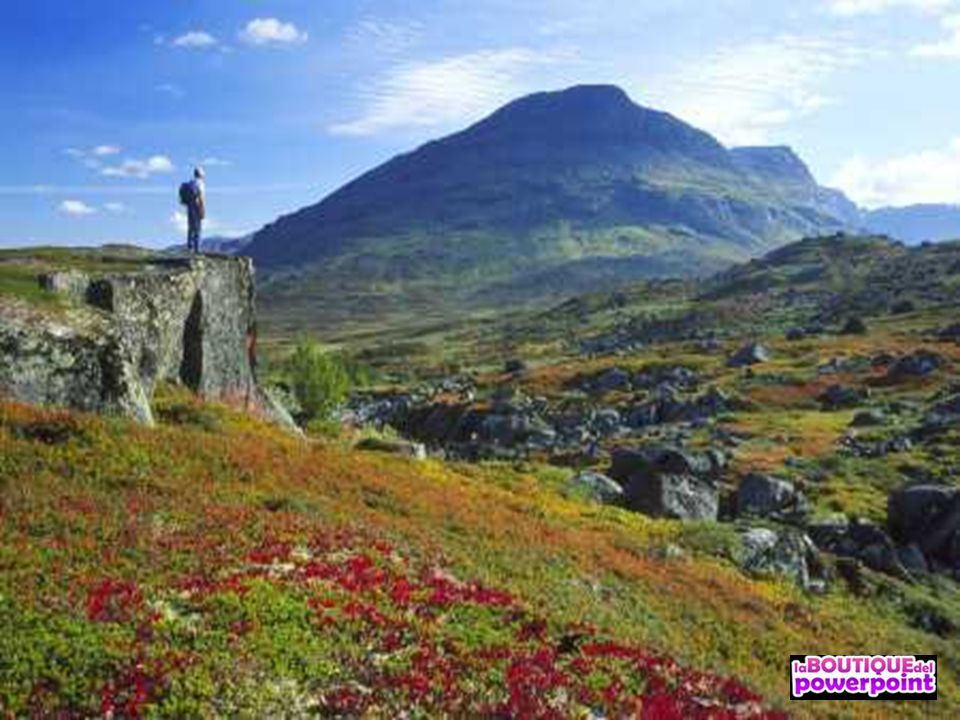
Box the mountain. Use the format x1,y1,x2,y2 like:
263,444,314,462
247,85,857,338
862,203,960,244
164,234,253,255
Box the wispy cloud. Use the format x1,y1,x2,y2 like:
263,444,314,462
830,137,960,206
329,47,571,136
103,202,128,214
65,145,121,160
824,0,956,15
171,31,219,49
346,17,425,56
239,18,308,46
100,155,175,179
58,200,96,216
199,157,232,168
646,35,872,145
911,13,960,56
155,83,185,99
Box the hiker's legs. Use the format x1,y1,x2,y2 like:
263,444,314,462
187,209,201,253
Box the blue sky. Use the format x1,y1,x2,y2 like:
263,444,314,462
2,0,960,248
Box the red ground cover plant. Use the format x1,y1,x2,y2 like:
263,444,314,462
54,509,785,718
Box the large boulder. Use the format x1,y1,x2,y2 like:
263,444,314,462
736,473,808,520
609,445,720,520
1,256,273,426
888,484,960,563
0,302,152,423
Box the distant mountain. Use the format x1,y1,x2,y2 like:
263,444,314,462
200,234,253,255
247,85,858,337
164,234,253,255
862,204,960,245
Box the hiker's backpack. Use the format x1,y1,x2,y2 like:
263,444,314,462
178,181,196,207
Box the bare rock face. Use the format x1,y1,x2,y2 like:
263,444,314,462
0,302,153,423
0,255,293,429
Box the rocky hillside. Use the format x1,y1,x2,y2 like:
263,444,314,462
249,85,856,339
0,248,290,428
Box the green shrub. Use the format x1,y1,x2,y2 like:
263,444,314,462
280,339,367,424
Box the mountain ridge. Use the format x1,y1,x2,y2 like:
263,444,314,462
247,84,860,338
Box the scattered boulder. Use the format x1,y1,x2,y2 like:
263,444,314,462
609,445,720,521
819,384,869,410
727,342,771,368
850,409,886,427
937,323,960,342
737,527,824,592
504,358,527,375
840,316,868,335
736,473,808,520
808,516,910,580
570,471,624,504
886,350,944,381
890,300,916,315
840,434,912,458
593,367,632,392
632,365,699,390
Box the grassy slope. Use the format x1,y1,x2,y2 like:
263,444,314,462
1,383,958,717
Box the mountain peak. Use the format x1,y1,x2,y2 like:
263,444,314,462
502,84,635,112
440,84,731,167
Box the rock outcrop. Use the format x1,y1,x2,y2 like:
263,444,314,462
0,255,291,428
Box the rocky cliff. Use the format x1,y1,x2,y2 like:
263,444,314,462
0,254,290,428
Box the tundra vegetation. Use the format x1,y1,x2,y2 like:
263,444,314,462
2,235,960,718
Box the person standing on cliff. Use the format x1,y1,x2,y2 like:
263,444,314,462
179,167,206,254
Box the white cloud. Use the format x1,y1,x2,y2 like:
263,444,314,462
172,31,218,49
645,36,871,146
103,202,127,214
59,200,96,216
330,47,569,136
171,210,189,234
830,137,960,207
825,0,956,15
240,18,307,46
911,13,960,56
92,145,121,157
101,155,175,179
